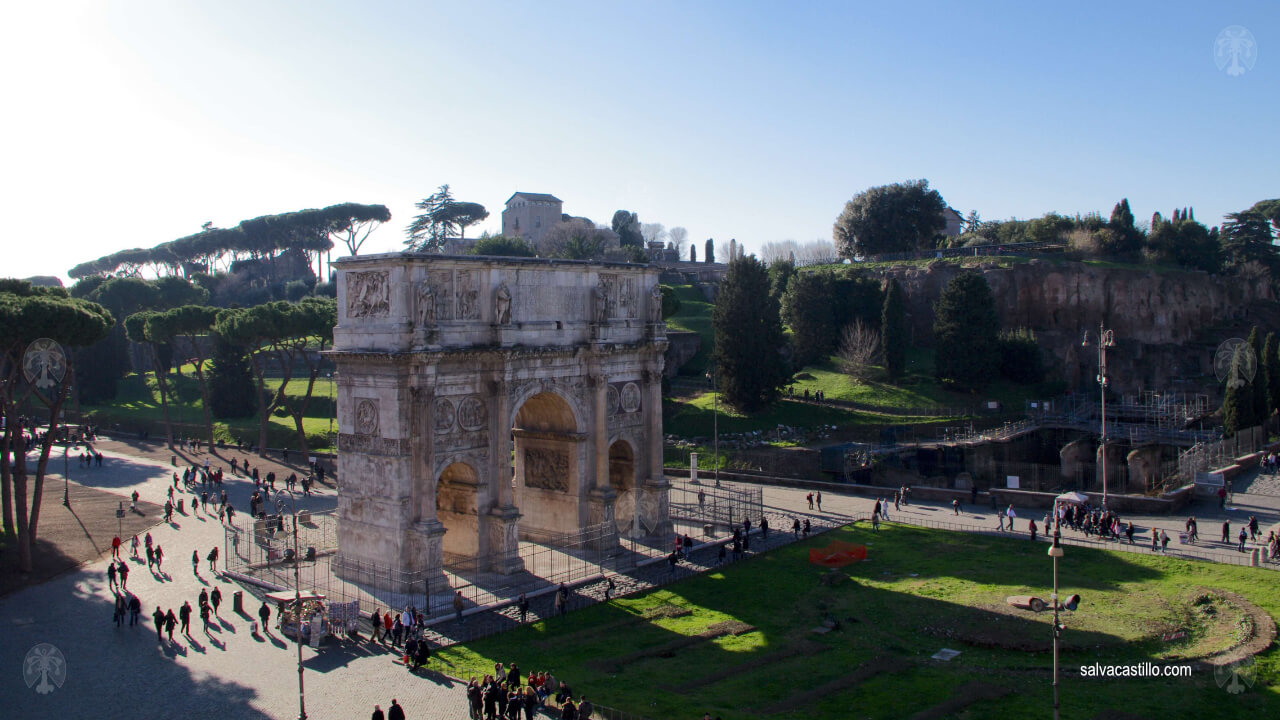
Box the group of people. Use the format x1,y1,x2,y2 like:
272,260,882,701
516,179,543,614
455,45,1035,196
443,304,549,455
465,663,593,720
370,606,430,647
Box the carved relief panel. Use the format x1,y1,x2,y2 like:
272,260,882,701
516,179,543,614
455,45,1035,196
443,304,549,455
523,449,569,492
428,270,454,322
455,270,479,321
347,271,391,318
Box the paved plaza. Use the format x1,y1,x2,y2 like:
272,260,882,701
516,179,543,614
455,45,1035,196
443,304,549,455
5,438,1279,719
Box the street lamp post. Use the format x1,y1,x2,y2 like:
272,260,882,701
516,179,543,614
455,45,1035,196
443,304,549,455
63,442,70,507
710,368,720,487
277,491,308,720
1048,532,1064,720
1082,323,1114,507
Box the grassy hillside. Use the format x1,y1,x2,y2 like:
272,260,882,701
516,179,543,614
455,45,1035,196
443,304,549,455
79,366,336,450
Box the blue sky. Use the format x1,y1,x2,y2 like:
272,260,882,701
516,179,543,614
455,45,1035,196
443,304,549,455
3,1,1276,281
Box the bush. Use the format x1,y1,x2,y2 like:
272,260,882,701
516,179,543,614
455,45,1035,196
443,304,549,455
659,284,681,319
285,280,311,301
997,328,1044,384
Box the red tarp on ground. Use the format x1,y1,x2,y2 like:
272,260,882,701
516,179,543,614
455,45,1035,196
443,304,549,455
809,541,867,567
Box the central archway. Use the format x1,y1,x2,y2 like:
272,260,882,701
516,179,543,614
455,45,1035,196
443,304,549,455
512,391,582,539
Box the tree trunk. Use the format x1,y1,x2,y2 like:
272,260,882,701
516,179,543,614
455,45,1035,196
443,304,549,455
1,421,14,540
253,366,270,458
28,388,66,545
185,338,216,448
12,419,31,572
152,348,175,449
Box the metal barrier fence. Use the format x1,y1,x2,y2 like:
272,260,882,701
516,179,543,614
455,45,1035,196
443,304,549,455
669,481,764,530
225,511,685,621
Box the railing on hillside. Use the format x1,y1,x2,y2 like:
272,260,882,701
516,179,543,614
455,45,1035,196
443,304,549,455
859,240,1068,264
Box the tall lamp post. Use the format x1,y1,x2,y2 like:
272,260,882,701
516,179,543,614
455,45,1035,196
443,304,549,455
1082,323,1114,507
706,367,720,488
1048,532,1064,720
276,491,308,720
63,441,70,507
1047,531,1080,720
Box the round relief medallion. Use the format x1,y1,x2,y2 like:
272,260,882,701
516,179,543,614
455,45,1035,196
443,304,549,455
606,385,620,416
457,396,488,431
620,382,641,413
355,399,379,436
434,398,456,433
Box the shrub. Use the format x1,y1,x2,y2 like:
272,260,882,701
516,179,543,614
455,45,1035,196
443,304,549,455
997,328,1044,384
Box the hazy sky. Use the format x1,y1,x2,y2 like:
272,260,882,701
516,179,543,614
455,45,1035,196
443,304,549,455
3,1,1276,282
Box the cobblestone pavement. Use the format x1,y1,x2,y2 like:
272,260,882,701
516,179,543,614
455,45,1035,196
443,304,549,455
5,443,468,720
8,438,1280,720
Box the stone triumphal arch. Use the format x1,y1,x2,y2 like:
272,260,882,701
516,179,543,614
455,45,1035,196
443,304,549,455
329,254,671,589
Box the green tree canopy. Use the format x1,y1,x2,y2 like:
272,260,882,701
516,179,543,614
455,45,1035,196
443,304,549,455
1,285,113,571
833,180,948,258
469,235,536,257
713,256,789,412
1221,210,1278,272
214,298,336,453
932,272,999,390
881,277,907,381
611,210,643,248
781,272,839,369
406,185,489,251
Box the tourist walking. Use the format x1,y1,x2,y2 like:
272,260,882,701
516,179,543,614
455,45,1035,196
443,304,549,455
388,698,406,720
454,591,467,624
155,545,164,572
111,535,122,559
207,547,219,573
107,562,118,590
114,595,127,628
1160,529,1170,553
517,595,529,623
371,609,383,642
153,606,166,641
211,587,222,615
179,601,192,635
816,492,823,511
192,550,200,577
258,601,271,633
1222,521,1230,544
117,560,129,589
1238,528,1248,553
129,594,141,626
165,608,177,641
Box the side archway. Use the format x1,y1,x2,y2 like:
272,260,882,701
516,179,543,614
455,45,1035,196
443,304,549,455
608,438,636,535
436,462,480,560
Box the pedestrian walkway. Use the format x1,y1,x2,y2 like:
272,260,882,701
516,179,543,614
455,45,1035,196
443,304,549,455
9,435,1279,720
5,441,469,720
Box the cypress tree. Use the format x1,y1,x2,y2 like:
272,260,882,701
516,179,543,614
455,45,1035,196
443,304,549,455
1250,327,1268,423
1265,332,1280,420
781,272,837,369
933,272,999,390
1223,345,1251,436
705,238,715,264
713,255,789,412
881,277,907,381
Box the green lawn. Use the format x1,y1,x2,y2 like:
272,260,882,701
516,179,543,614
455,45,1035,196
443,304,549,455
429,524,1280,720
663,284,713,376
79,368,337,450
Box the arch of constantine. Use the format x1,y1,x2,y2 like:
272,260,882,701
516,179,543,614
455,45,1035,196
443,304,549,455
329,253,671,589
